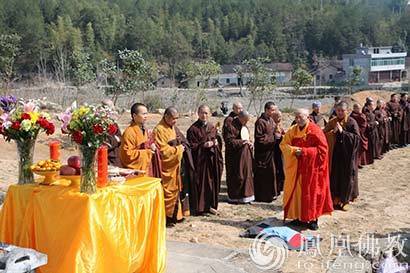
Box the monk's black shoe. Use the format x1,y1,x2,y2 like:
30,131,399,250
307,220,319,231
287,219,303,226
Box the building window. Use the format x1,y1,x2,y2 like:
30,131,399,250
226,78,230,84
329,74,333,80
349,58,354,66
316,75,320,81
373,48,380,54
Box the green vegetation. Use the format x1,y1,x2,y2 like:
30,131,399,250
0,0,409,84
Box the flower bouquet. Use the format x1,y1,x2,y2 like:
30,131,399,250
0,97,55,184
59,105,118,194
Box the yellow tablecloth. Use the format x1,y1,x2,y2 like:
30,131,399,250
0,177,166,273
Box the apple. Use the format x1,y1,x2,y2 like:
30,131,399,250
60,165,77,176
67,156,81,169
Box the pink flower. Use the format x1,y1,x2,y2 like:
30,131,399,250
23,102,36,113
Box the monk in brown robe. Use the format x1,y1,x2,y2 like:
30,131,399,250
102,99,122,167
362,100,381,163
374,100,390,155
324,102,360,211
223,110,254,204
399,93,410,147
222,101,243,199
254,102,280,202
154,107,185,225
272,111,285,192
329,96,342,120
120,103,155,173
386,94,403,148
350,103,368,169
310,101,327,128
187,105,223,215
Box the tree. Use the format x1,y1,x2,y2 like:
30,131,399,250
0,34,21,91
244,58,276,115
100,49,157,105
290,68,313,109
233,65,245,97
71,50,95,86
348,66,362,95
183,59,221,108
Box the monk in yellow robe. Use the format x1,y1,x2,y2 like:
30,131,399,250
120,103,155,174
154,107,184,226
280,109,333,230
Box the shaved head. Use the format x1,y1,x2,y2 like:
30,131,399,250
197,104,210,122
238,110,250,125
232,102,244,114
294,108,309,127
164,106,179,127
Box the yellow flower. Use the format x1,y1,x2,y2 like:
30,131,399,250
30,112,40,123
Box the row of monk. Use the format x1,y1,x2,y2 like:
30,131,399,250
103,92,410,229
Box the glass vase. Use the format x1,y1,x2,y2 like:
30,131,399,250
80,145,97,194
16,138,36,184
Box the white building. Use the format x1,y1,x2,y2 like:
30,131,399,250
342,45,407,84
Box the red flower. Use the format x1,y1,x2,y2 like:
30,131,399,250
108,124,118,135
21,113,31,120
46,123,55,135
93,124,104,134
72,131,83,144
11,121,21,130
36,117,49,129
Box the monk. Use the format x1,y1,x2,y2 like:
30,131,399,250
223,110,254,204
310,101,327,128
154,107,185,226
102,99,122,167
350,103,368,168
187,105,223,215
253,102,280,202
363,100,381,163
272,111,285,192
374,100,390,155
324,102,360,211
399,93,410,147
386,93,403,148
222,101,243,137
329,96,342,119
280,109,333,230
119,103,155,173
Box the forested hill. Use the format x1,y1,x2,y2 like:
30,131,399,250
0,0,409,76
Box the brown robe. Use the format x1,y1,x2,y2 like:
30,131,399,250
309,111,327,128
400,99,410,146
362,108,380,164
187,120,223,214
386,101,403,145
324,116,360,204
350,111,368,167
273,125,285,193
254,113,279,202
107,125,122,167
374,107,389,155
223,118,254,203
222,111,238,200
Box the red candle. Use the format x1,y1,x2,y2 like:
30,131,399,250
49,141,60,161
97,145,108,187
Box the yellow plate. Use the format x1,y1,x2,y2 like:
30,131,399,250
33,170,60,185
59,175,81,187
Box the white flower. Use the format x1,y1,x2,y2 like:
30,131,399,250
21,119,32,131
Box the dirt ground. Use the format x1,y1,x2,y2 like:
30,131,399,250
0,90,409,272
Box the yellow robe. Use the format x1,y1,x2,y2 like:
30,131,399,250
279,122,309,220
154,119,184,220
119,123,152,174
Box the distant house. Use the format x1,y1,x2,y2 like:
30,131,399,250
154,75,175,88
212,63,293,87
342,45,407,84
404,57,410,81
311,60,344,85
